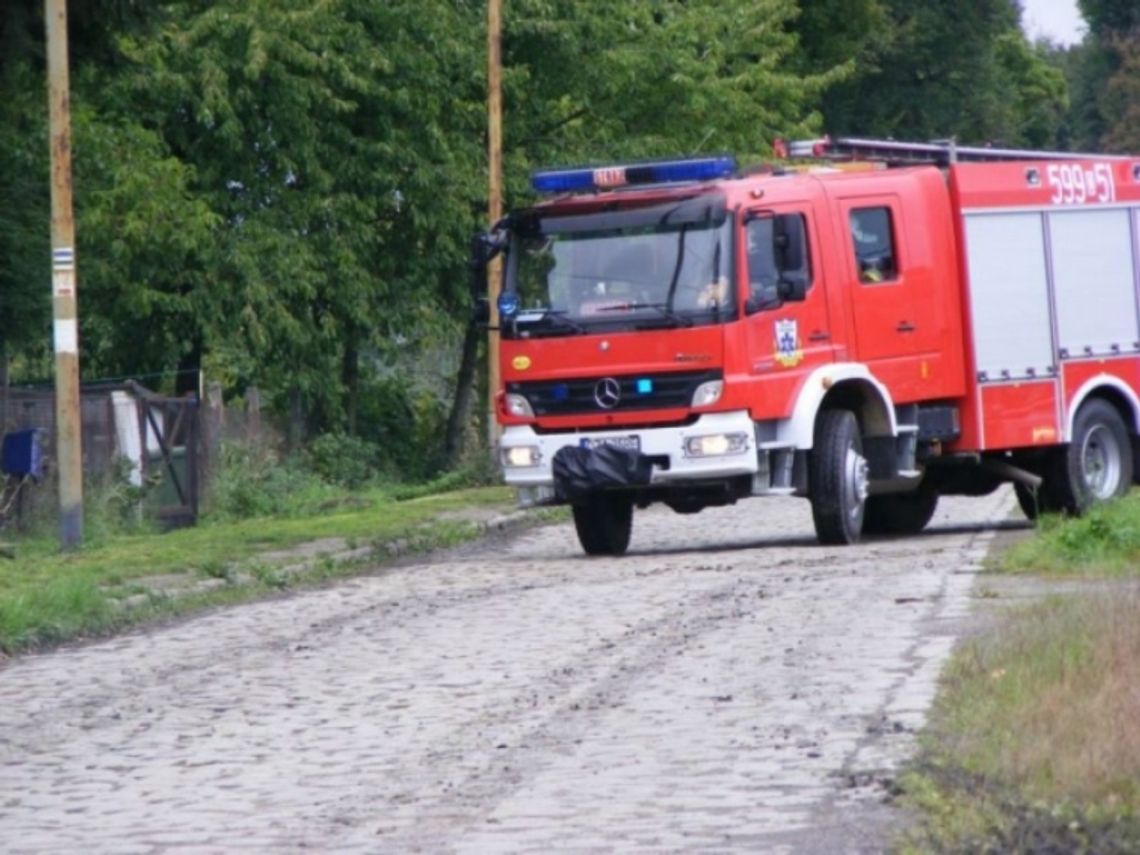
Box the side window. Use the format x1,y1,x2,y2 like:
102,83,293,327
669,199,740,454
745,213,811,310
850,207,898,283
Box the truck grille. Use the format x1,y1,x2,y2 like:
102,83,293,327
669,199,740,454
508,369,721,416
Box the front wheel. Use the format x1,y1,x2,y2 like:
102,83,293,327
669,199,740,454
1048,400,1133,515
809,410,868,545
572,493,634,556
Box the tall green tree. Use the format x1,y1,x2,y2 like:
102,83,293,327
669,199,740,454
816,0,1067,147
1079,0,1140,35
0,0,174,379
500,0,838,183
0,62,50,369
1069,0,1140,153
110,0,487,447
1101,31,1140,151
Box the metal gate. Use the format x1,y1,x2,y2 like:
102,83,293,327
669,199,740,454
129,382,200,528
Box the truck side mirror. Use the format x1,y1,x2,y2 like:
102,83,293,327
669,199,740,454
776,274,807,302
469,230,508,300
773,214,809,302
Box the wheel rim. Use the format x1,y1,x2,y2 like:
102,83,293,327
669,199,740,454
1080,424,1123,499
844,446,869,522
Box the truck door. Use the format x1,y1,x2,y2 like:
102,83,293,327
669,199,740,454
840,198,938,363
742,207,833,411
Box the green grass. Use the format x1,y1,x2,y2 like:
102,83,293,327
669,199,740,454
899,492,1140,852
999,491,1140,576
0,484,518,654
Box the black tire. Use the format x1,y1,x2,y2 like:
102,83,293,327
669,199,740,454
863,488,939,535
809,409,868,545
1047,400,1133,515
571,493,634,556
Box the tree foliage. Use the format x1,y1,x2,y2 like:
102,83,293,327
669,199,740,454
814,0,1067,146
1062,1,1140,153
1,0,1131,479
1079,0,1140,36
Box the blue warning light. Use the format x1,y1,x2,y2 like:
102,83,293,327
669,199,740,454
531,156,736,194
497,290,520,318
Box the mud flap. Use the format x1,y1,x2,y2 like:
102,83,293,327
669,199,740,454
552,445,653,503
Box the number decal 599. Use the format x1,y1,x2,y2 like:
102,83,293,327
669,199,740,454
1047,163,1116,205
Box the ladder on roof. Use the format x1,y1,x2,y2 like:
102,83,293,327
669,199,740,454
774,136,1130,166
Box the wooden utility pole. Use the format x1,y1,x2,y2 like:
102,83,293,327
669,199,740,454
45,0,84,549
486,0,503,446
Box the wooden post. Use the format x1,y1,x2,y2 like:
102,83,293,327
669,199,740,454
45,0,84,549
486,0,503,448
246,387,262,446
201,381,224,497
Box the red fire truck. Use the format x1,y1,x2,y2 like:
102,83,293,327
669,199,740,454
472,137,1140,555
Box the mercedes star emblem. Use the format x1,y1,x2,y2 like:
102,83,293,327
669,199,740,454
594,377,622,409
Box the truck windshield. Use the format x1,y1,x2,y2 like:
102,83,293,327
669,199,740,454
502,195,734,338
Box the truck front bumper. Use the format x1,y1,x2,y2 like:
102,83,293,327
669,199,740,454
500,410,759,505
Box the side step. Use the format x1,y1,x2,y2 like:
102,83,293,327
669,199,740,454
752,444,803,496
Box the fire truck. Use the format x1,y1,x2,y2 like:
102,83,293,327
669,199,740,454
471,137,1140,555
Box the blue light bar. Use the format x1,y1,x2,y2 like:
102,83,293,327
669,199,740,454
531,156,736,194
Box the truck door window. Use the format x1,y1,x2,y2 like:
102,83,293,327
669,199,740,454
745,213,810,311
850,207,897,283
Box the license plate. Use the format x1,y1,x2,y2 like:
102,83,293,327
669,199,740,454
581,435,641,453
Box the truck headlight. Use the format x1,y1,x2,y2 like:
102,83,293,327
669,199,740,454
684,432,749,458
502,445,541,467
504,393,534,418
691,380,724,408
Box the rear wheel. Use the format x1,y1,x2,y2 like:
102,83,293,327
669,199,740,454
809,410,868,545
1048,400,1132,515
572,493,634,556
863,488,939,535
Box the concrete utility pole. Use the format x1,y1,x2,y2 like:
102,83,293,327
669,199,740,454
486,0,503,447
46,0,84,549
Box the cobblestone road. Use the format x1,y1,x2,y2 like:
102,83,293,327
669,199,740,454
0,488,1017,853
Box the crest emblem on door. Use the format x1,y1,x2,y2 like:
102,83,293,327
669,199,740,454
774,319,803,368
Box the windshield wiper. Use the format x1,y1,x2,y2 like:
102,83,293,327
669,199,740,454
664,224,689,311
594,301,693,327
543,310,588,333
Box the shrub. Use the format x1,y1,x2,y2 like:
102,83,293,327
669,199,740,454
83,456,154,541
392,452,501,501
304,432,381,489
207,442,328,520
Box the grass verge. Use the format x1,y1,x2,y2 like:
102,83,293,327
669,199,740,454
0,485,529,655
998,491,1140,576
898,491,1140,853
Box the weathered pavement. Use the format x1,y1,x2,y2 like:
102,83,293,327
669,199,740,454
0,488,1018,853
